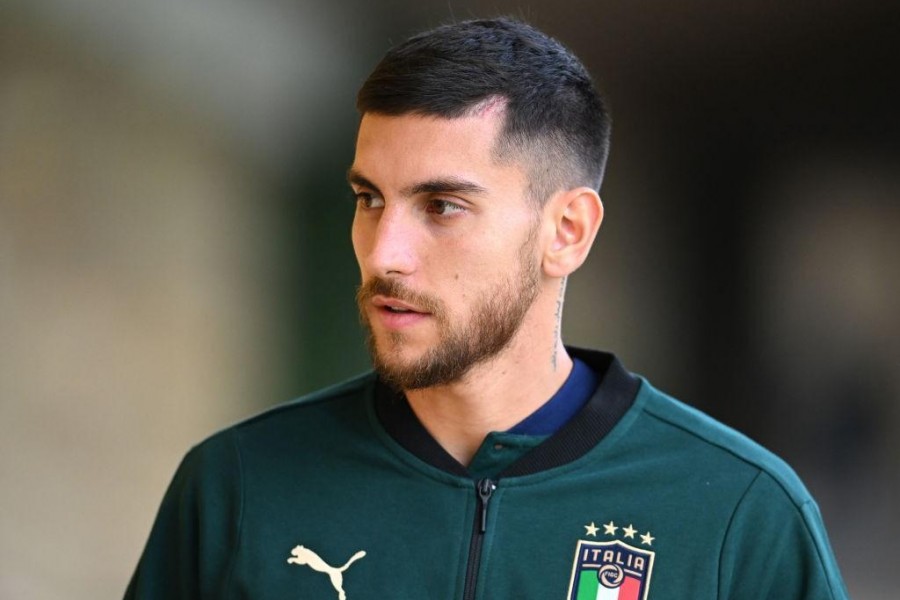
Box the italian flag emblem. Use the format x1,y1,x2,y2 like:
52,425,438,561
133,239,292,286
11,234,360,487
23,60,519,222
567,540,655,600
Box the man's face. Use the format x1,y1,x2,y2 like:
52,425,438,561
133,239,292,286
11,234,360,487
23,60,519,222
350,111,544,389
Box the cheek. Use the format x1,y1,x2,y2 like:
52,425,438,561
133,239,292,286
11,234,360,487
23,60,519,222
350,221,367,267
351,250,370,281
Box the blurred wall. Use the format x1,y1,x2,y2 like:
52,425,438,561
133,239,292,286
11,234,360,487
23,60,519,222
0,1,374,597
1,1,897,598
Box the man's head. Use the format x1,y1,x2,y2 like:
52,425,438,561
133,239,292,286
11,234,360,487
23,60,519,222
357,17,611,204
351,18,608,390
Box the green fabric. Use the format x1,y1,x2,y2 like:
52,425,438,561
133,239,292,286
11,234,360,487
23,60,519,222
467,431,547,480
125,371,848,600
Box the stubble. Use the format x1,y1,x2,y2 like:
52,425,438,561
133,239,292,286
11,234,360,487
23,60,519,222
357,223,541,390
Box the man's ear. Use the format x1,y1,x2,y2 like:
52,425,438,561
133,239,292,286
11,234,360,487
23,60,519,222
541,187,604,278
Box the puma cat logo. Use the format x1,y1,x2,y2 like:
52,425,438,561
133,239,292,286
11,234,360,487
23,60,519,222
287,545,366,600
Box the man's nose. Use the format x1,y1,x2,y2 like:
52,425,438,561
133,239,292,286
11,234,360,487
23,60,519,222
366,208,417,277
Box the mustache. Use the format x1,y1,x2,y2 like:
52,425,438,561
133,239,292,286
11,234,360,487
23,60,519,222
356,277,444,316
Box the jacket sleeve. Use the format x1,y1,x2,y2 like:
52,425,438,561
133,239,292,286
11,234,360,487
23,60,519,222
717,471,849,600
124,429,243,600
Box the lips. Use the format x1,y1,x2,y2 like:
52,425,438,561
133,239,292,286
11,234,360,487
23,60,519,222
371,295,427,314
357,278,444,333
384,305,414,313
369,295,431,330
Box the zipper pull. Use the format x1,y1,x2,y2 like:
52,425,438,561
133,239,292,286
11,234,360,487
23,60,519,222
477,478,496,533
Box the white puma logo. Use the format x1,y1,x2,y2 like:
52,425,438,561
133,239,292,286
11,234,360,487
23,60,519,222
286,545,366,600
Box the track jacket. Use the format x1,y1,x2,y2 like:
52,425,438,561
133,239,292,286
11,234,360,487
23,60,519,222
125,349,848,599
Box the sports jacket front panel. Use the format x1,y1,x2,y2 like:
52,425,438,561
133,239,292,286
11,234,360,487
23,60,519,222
125,349,848,599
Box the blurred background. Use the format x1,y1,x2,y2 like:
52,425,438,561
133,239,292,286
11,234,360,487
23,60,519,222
1,0,897,598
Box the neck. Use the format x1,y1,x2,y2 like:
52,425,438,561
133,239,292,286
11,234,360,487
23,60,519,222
405,326,573,467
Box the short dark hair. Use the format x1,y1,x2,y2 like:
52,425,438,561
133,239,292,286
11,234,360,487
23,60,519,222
357,17,611,203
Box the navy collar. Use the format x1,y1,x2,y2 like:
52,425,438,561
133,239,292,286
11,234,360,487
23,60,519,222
507,356,598,436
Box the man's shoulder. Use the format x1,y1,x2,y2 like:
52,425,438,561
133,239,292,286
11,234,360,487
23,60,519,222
634,379,812,506
194,372,378,454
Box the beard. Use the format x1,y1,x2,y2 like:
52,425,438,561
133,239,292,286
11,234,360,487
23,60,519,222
357,226,541,390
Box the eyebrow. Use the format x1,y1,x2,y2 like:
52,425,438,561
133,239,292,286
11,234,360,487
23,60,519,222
402,177,488,197
347,169,382,196
347,168,488,198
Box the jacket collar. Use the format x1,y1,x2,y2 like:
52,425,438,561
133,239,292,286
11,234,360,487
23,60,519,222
373,348,641,479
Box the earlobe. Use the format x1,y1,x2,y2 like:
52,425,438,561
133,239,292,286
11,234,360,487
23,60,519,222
542,187,603,278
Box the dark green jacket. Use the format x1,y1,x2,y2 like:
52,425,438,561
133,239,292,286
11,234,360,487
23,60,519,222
126,350,848,599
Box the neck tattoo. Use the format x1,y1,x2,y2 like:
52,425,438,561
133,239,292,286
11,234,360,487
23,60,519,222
551,277,567,371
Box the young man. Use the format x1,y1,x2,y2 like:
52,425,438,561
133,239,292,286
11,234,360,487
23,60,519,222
126,18,848,600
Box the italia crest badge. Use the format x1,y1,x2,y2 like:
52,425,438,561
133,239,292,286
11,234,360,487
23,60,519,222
566,538,655,600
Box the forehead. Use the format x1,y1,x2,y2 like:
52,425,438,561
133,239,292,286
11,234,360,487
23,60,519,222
352,112,527,191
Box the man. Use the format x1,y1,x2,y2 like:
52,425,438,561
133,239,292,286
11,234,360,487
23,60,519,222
126,18,848,600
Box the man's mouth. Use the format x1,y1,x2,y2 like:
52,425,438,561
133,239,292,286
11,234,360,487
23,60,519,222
372,296,427,315
385,305,414,313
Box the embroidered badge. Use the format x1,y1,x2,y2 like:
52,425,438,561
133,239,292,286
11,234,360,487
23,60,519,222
566,527,656,600
287,545,366,600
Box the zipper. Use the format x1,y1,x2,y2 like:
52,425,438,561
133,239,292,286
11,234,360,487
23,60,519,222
462,478,496,600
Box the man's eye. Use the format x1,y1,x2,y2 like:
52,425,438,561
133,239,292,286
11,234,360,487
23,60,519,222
355,192,384,209
426,199,466,216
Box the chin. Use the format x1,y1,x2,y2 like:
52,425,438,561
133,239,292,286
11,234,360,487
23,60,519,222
376,347,423,372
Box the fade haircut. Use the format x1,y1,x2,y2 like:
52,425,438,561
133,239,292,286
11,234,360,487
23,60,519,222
357,17,611,204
